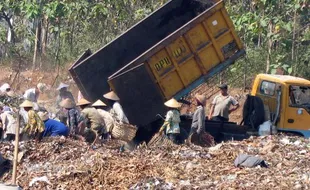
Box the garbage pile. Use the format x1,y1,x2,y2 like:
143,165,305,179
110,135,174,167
0,94,23,108
1,135,310,189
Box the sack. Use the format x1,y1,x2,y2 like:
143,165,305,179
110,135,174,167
111,122,137,142
258,120,277,136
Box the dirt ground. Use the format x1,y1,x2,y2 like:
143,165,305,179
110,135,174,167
0,66,79,113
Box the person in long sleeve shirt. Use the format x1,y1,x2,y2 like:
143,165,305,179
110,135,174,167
190,94,207,135
38,112,69,137
103,91,129,124
59,98,79,136
159,98,182,144
0,107,18,141
55,83,75,109
190,94,214,147
77,98,106,145
92,100,115,134
20,100,45,142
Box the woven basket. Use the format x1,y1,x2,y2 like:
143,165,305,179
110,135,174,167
189,131,215,147
111,122,137,142
148,133,173,147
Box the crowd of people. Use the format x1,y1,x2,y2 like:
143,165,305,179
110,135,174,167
0,82,129,146
0,81,239,147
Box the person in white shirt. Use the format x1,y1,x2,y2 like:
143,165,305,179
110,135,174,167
103,91,129,124
208,84,239,122
0,106,18,141
23,83,46,111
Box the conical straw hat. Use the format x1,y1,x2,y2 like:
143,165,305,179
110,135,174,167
76,98,91,106
164,98,182,108
195,94,207,105
92,99,107,107
20,100,34,108
60,98,75,109
103,91,120,101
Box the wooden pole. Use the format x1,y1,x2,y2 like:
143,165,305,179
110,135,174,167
12,110,20,185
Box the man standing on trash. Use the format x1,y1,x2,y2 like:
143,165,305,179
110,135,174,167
208,84,239,122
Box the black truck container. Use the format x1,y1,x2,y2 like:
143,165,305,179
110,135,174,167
69,0,215,101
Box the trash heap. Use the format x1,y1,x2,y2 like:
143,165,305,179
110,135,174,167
1,135,310,189
0,94,23,108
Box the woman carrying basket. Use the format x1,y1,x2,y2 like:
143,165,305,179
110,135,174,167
103,91,129,124
159,98,182,144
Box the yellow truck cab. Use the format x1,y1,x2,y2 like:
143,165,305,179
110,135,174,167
251,74,310,137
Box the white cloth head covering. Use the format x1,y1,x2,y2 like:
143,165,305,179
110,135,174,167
57,82,69,91
0,83,10,93
37,83,47,92
38,111,49,121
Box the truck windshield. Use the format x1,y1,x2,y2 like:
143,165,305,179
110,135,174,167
289,85,310,110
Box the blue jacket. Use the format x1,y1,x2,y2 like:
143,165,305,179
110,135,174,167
43,119,69,137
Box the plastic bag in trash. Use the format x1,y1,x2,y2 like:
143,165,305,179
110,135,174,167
29,176,51,187
258,120,277,136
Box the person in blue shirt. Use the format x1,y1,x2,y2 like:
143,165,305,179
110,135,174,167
38,112,69,137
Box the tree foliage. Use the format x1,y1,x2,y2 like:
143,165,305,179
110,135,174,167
227,0,310,78
0,0,309,81
0,0,167,69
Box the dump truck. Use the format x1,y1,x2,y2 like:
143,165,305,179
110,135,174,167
70,0,310,143
70,0,245,127
69,0,225,102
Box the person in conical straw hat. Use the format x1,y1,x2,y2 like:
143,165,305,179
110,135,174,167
59,98,79,136
92,99,114,135
56,82,75,109
190,94,207,136
103,91,129,124
159,98,182,144
20,100,45,142
77,98,107,145
189,93,214,147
